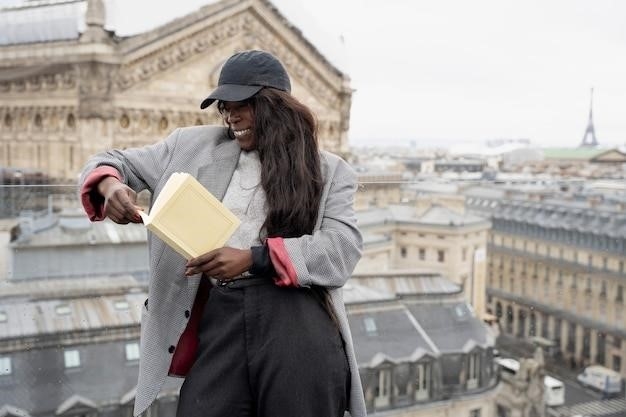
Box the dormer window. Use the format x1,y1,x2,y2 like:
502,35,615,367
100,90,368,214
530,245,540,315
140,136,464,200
55,304,71,316
364,317,377,336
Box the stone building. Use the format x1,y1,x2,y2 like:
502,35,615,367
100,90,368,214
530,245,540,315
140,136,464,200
344,274,500,417
0,269,502,417
355,196,491,318
466,191,626,378
0,0,352,180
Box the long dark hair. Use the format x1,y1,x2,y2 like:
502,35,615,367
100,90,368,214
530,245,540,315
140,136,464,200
247,88,323,238
222,89,335,324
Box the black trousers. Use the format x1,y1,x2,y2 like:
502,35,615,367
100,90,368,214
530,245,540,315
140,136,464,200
176,279,350,417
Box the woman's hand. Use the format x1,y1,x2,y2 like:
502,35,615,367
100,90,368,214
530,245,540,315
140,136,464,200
185,247,253,279
98,177,142,224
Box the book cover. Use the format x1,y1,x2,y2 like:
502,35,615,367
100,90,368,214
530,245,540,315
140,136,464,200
139,172,240,259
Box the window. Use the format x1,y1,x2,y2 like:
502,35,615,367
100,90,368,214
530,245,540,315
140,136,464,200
0,357,11,376
0,311,6,323
613,355,622,373
114,300,130,311
55,304,71,315
470,409,482,417
125,343,140,361
614,337,622,349
364,317,377,336
419,248,425,260
415,362,431,401
437,250,445,263
394,364,411,397
617,285,624,303
64,349,81,369
467,352,480,389
400,247,407,258
374,368,391,408
462,248,467,262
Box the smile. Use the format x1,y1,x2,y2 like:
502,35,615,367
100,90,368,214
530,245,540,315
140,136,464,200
233,128,251,137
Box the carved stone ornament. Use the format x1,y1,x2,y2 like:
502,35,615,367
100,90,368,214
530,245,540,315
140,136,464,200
78,62,118,119
0,69,77,94
116,14,252,92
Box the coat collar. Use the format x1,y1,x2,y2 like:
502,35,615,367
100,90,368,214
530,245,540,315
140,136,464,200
196,136,241,201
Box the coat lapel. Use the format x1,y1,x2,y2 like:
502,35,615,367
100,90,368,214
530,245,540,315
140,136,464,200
196,139,241,201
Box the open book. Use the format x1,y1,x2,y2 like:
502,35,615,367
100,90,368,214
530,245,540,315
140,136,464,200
139,172,240,259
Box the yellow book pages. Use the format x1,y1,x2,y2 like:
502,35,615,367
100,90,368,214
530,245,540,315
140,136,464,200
140,172,240,259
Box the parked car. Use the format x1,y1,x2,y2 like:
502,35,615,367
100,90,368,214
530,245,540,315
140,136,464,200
576,365,623,396
544,375,565,407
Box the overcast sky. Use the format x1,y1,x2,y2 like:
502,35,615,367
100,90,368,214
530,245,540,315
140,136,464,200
4,0,626,148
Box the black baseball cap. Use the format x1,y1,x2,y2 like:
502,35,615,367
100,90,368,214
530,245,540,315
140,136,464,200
200,50,291,109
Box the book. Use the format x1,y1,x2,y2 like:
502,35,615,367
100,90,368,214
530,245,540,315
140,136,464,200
139,172,240,260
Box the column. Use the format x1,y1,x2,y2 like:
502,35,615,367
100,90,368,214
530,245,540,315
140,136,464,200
560,320,568,356
575,324,584,366
589,329,598,364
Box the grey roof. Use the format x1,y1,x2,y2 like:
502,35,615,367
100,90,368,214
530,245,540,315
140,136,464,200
0,291,145,340
342,282,395,304
0,0,85,45
349,306,439,367
405,302,495,353
463,186,507,200
0,333,144,415
360,231,391,246
414,204,487,227
0,405,31,417
350,274,461,297
491,200,626,237
355,207,390,228
0,274,142,299
404,182,460,195
357,203,489,229
11,213,147,248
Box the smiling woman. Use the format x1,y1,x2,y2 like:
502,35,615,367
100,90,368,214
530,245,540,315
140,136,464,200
78,49,365,417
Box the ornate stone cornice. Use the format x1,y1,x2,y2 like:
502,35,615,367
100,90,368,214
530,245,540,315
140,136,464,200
0,66,77,94
0,106,78,135
112,107,221,138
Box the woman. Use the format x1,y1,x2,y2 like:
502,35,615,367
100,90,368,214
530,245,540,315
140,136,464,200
80,50,365,417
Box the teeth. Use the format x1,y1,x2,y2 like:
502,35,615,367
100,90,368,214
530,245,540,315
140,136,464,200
233,129,251,137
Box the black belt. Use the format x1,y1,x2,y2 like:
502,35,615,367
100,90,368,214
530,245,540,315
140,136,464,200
215,276,271,288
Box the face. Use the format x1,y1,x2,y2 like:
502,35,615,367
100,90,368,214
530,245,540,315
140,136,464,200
220,101,256,151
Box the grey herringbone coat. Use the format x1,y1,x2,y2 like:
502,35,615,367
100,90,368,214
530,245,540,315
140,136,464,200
79,126,366,417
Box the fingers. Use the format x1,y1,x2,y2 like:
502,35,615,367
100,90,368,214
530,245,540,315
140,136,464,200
185,248,252,279
185,250,218,276
104,186,141,223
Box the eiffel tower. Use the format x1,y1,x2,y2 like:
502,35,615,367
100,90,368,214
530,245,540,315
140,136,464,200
580,88,599,147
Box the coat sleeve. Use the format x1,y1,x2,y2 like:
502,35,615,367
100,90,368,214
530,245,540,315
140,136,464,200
78,128,182,196
267,158,362,289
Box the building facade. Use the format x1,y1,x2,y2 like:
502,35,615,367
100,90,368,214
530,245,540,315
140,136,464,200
0,0,352,180
467,195,626,377
355,196,491,318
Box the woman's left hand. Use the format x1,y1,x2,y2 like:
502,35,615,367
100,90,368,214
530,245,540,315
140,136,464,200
185,247,253,279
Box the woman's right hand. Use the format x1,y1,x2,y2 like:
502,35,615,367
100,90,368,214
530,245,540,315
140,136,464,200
98,177,142,224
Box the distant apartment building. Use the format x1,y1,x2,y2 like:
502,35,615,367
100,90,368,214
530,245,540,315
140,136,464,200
0,280,180,417
512,148,626,178
5,209,149,282
355,196,491,318
344,275,501,417
467,192,626,377
0,270,505,417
